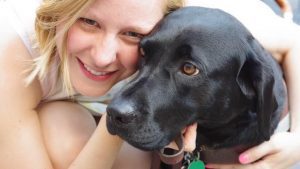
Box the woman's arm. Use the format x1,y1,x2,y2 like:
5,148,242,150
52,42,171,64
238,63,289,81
69,113,123,169
283,38,300,132
0,17,123,169
0,23,53,168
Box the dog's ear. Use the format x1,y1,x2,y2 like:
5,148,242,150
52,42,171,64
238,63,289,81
236,38,278,140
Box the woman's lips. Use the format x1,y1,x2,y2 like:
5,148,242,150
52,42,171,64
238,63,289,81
77,58,117,81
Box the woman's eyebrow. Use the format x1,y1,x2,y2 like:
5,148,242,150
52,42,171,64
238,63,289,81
124,25,153,34
84,8,156,34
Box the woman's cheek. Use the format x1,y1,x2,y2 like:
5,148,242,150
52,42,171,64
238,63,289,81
126,48,140,70
67,25,92,54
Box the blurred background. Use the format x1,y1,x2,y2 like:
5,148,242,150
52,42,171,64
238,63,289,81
263,0,300,24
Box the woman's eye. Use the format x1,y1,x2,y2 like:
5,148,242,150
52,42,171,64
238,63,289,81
181,62,199,76
80,17,99,27
123,31,144,40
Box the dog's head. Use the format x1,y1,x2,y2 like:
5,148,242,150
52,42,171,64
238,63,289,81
106,7,280,150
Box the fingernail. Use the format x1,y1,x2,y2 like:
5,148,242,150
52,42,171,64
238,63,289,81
239,154,249,164
205,164,213,168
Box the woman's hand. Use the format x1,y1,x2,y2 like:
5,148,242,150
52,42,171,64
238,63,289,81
166,123,198,152
205,131,300,169
182,123,198,152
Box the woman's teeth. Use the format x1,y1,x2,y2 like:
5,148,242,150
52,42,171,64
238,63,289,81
83,64,110,76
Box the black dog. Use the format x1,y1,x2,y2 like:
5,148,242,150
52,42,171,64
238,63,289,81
106,7,287,163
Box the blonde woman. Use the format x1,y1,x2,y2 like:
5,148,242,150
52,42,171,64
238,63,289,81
0,0,187,169
0,0,300,169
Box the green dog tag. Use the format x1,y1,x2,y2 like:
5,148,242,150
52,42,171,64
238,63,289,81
188,160,205,169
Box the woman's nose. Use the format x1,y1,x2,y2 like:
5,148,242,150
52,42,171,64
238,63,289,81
91,34,118,67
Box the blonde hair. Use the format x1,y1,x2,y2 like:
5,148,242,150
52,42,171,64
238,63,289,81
27,0,184,96
165,0,185,14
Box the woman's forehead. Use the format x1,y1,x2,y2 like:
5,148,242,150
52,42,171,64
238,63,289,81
87,0,165,16
84,0,165,32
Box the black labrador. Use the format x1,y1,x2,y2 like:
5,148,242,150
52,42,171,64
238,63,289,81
106,7,287,163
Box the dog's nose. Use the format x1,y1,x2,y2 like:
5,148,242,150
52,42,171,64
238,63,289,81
107,103,137,126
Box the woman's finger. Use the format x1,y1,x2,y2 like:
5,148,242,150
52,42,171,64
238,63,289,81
165,123,198,152
239,140,277,164
183,123,197,152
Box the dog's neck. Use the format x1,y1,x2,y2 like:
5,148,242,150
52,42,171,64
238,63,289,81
196,110,261,149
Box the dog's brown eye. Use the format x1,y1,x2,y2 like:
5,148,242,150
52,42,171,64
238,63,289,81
181,63,199,76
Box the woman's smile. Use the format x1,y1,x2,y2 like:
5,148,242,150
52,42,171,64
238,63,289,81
77,58,117,81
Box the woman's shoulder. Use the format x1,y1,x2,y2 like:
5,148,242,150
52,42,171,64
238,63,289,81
2,0,41,27
0,27,43,111
1,0,41,57
185,0,300,62
0,1,43,108
0,0,36,60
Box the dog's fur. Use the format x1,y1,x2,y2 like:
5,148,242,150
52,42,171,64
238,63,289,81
106,7,286,152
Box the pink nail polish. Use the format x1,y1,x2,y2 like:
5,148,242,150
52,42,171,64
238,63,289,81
205,164,213,168
239,154,248,164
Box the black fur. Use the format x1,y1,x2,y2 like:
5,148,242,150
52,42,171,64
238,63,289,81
106,7,286,151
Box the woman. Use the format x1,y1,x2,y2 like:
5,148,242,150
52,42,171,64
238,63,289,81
0,0,185,168
0,0,299,169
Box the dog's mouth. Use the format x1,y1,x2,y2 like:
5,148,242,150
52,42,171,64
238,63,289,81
125,134,167,150
106,115,176,150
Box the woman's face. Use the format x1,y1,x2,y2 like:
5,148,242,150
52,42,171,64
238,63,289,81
63,0,164,96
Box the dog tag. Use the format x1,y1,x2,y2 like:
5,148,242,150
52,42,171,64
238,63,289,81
188,160,205,169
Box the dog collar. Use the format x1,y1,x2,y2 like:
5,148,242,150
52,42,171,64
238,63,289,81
158,135,185,165
157,98,290,165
